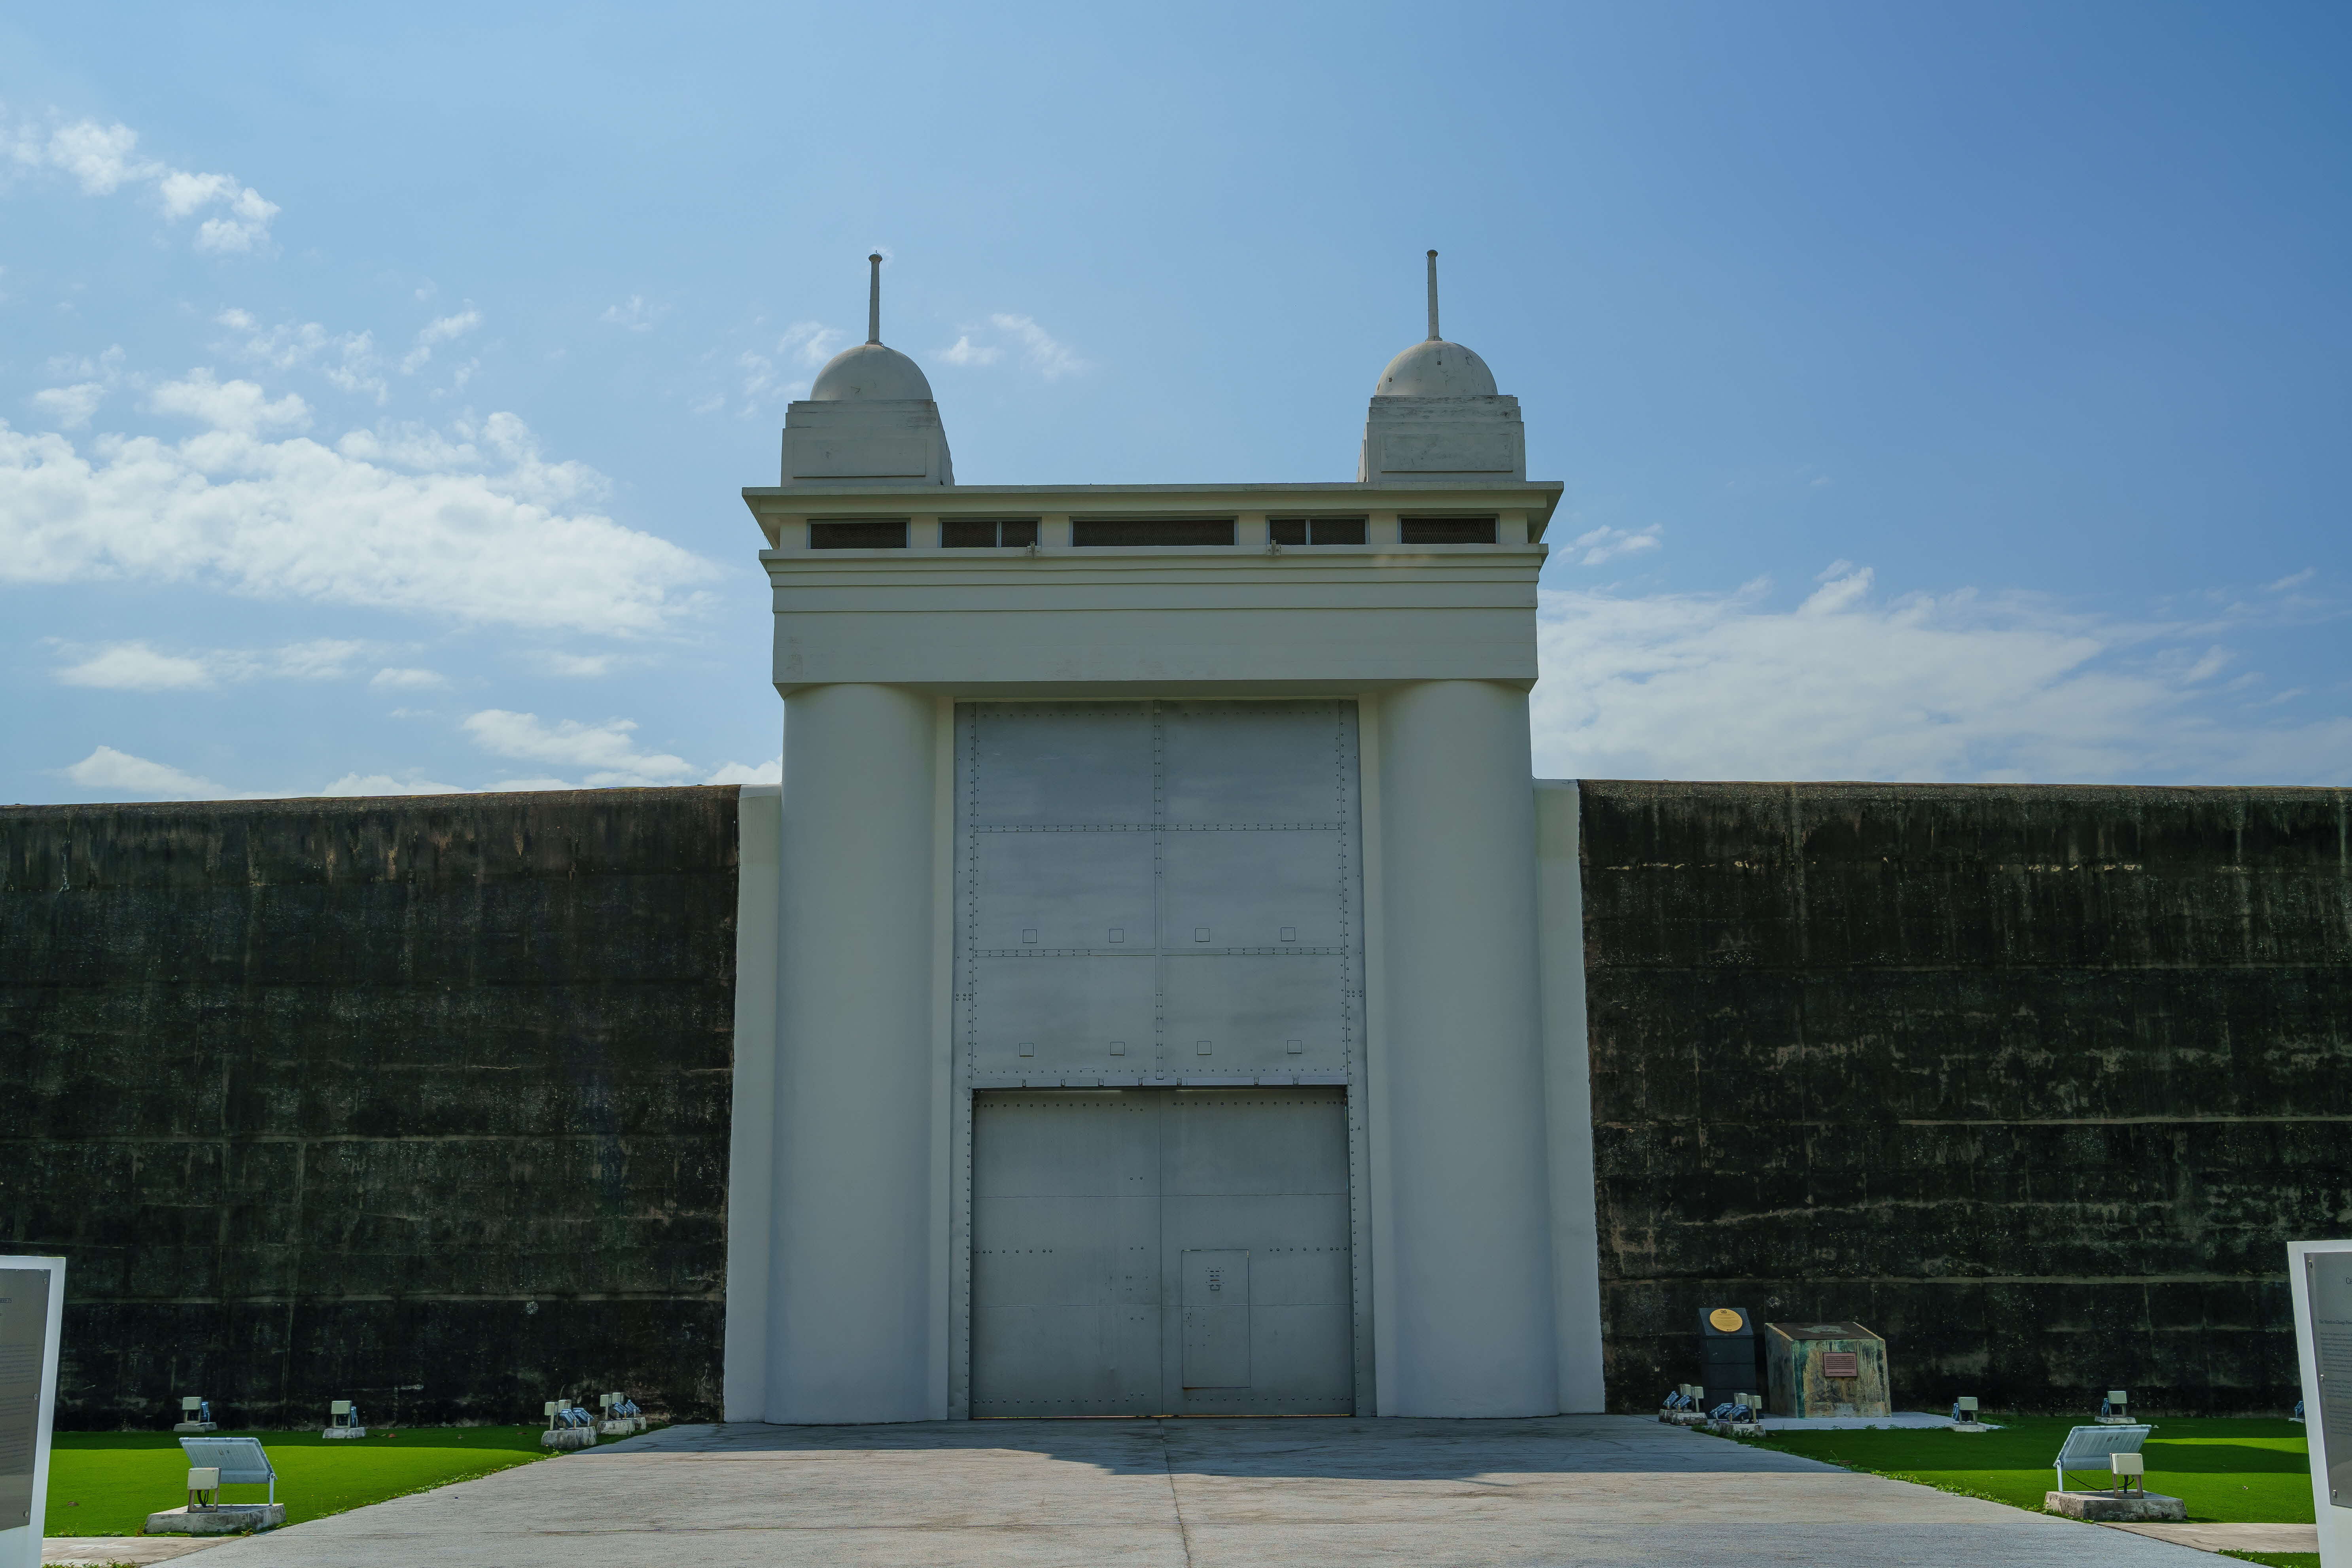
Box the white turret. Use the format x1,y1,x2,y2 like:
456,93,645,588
780,254,955,486
1358,251,1525,483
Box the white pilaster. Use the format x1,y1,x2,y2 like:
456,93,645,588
1536,781,1607,1411
721,784,781,1420
768,683,939,1422
1374,679,1559,1416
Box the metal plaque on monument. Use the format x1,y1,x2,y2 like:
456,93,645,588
0,1259,64,1568
2290,1241,2352,1568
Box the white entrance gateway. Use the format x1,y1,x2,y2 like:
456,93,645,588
723,255,1606,1423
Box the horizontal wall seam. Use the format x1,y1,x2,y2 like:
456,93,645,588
68,1292,729,1305
1592,1115,2352,1128
1600,1274,2291,1286
0,1134,728,1145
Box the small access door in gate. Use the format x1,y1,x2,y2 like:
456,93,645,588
971,1087,1352,1417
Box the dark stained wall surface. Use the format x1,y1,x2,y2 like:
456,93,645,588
0,788,739,1429
1580,781,2352,1415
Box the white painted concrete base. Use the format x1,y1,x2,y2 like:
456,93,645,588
165,1419,2223,1568
42,1539,225,1565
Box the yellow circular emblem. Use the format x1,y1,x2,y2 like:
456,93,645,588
1708,1307,1745,1333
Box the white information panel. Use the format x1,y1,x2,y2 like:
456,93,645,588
2290,1241,2352,1568
0,1259,63,1568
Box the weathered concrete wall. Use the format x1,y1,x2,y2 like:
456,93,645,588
1580,781,2352,1415
0,789,738,1429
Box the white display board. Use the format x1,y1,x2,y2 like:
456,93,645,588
0,1259,64,1568
2290,1241,2352,1568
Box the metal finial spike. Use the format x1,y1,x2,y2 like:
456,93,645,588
867,253,883,344
1426,250,1440,341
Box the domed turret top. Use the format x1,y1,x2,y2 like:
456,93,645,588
810,253,937,401
778,253,954,486
1372,250,1498,397
1374,338,1497,398
812,341,935,401
1357,250,1525,482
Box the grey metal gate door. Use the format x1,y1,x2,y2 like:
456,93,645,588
971,1087,1352,1416
956,699,1364,1417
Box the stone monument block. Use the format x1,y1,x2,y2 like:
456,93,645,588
1765,1320,1890,1418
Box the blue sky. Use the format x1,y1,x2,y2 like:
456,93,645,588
4,0,2348,801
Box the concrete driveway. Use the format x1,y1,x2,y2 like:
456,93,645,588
183,1415,2223,1567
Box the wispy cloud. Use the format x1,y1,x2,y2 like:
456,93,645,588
148,369,311,435
938,335,999,367
460,709,698,786
1531,566,2352,785
55,644,215,691
53,730,778,802
1565,524,1662,567
369,666,447,691
53,638,371,691
599,295,667,332
4,110,279,252
0,394,718,635
57,745,465,801
30,345,125,430
524,651,618,678
401,308,481,375
30,382,104,429
318,772,465,796
60,745,229,799
992,314,1086,378
216,309,387,403
778,321,848,368
936,314,1088,379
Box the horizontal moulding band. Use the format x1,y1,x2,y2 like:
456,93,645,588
965,1072,1353,1088
970,947,1353,959
965,822,1352,833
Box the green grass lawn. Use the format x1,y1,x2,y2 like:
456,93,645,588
46,1425,564,1535
1747,1415,2312,1525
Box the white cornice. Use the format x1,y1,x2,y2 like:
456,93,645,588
749,479,1559,697
742,479,1564,546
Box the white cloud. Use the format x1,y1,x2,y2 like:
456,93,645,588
600,295,666,332
55,643,215,690
1531,567,2352,786
5,111,278,252
939,315,1088,379
401,309,481,374
148,369,311,435
216,312,387,403
525,651,616,677
60,745,225,799
778,322,848,368
31,382,104,429
36,120,143,194
937,335,1000,367
992,314,1086,378
369,666,447,690
52,638,371,690
319,772,465,796
1567,524,1663,567
461,709,698,786
0,404,717,634
706,757,782,786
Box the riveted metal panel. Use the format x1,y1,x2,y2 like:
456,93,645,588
957,700,1363,1416
1160,1090,1351,1414
970,1093,1162,1417
970,1088,1351,1417
957,700,1360,1089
